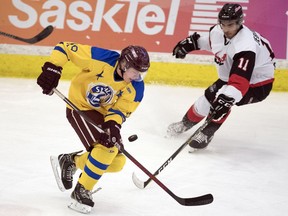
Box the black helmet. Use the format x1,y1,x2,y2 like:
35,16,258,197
218,3,243,25
119,45,150,72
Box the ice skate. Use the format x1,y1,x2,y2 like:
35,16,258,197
188,122,221,152
166,114,195,137
167,121,189,137
50,150,82,191
188,131,213,153
68,182,94,214
59,150,83,190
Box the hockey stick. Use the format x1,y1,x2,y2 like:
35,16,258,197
0,25,54,44
132,114,215,189
52,88,214,206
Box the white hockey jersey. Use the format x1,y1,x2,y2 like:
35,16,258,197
198,24,275,102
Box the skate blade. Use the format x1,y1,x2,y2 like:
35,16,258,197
50,155,66,192
188,147,206,153
68,200,92,214
164,132,179,139
188,147,197,153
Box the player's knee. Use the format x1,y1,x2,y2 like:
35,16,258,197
90,144,119,164
194,95,211,116
75,152,89,170
106,153,126,173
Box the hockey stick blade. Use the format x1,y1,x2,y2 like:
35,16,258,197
0,25,54,44
132,171,213,205
177,193,213,206
123,148,213,206
132,172,145,189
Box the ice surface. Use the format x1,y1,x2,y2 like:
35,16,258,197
0,78,287,216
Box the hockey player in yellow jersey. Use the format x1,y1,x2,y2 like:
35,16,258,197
37,42,150,213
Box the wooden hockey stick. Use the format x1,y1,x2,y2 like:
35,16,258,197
0,25,54,44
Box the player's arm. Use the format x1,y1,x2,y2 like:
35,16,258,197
99,82,144,148
37,42,92,95
210,51,256,121
197,25,217,51
49,42,92,69
100,100,140,148
172,32,200,59
224,50,256,102
172,25,215,59
106,81,144,125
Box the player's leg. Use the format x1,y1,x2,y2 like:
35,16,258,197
56,108,104,190
166,99,207,136
66,108,104,151
106,152,126,172
70,144,120,209
70,149,126,209
167,79,225,137
189,81,273,151
65,108,127,211
236,82,273,106
74,151,126,173
189,79,228,150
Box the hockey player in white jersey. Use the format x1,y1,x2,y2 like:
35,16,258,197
167,3,275,151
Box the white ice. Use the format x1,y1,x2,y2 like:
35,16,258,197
0,78,287,216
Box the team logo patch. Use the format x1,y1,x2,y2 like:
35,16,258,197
214,51,227,65
86,83,114,108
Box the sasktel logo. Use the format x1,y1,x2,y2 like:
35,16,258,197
8,0,181,35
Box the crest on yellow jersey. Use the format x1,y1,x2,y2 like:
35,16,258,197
86,83,114,108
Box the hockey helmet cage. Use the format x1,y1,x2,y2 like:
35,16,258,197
119,45,150,72
218,3,243,25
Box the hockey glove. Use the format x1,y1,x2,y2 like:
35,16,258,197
98,120,123,149
210,94,235,121
172,32,200,59
37,62,62,95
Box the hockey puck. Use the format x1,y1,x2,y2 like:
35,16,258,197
128,134,138,142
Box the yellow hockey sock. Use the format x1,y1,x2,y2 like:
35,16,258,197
78,144,118,190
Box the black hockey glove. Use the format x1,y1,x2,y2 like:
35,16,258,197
37,62,62,95
210,94,235,121
172,32,200,59
98,120,123,149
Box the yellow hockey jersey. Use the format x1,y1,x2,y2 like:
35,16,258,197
49,42,145,125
